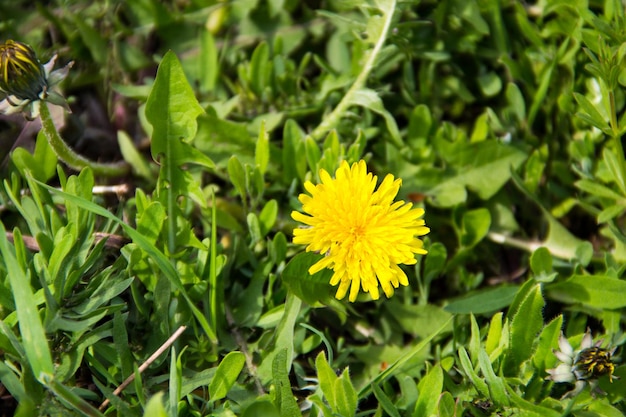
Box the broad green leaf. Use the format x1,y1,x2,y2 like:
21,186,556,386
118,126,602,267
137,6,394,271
506,386,560,417
413,365,443,417
408,104,433,139
587,400,625,417
423,242,447,284
429,141,526,207
147,51,207,164
32,179,217,342
180,368,217,397
573,92,609,131
359,316,453,398
42,374,106,417
72,277,134,316
470,112,489,142
530,247,552,275
459,0,489,34
468,314,481,363
247,213,262,244
349,88,402,146
527,57,554,128
74,16,108,64
195,110,253,160
209,351,245,402
318,131,342,177
457,346,490,398
228,156,247,199
310,0,396,141
199,29,218,93
335,368,358,417
143,393,168,417
0,225,54,381
533,315,563,373
259,199,278,237
48,225,76,287
283,120,307,184
136,202,166,245
271,349,301,417
598,204,625,223
281,252,334,305
242,400,280,417
397,375,419,411
347,130,367,162
146,51,214,205
603,147,626,196
11,130,57,182
506,284,544,375
437,392,456,417
118,130,153,181
316,351,338,410
524,145,547,193
575,178,624,200
444,285,518,314
460,208,491,247
0,361,27,403
249,42,270,97
146,51,214,255
530,247,557,282
169,346,182,417
485,312,504,356
268,0,285,17
477,71,502,97
113,313,133,380
384,303,452,339
478,349,509,406
511,170,584,259
505,82,526,122
305,136,322,173
372,383,401,417
255,121,270,175
257,293,302,384
270,232,288,265
546,275,626,309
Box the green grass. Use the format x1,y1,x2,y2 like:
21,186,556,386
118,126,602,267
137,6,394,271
1,1,626,416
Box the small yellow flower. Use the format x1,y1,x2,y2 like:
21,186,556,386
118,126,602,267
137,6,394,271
0,40,72,118
291,160,429,302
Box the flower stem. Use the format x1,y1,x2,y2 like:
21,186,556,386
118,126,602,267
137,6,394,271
39,101,129,177
608,90,626,196
309,0,397,141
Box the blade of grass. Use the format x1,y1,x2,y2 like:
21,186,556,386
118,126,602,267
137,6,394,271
358,316,453,398
42,374,106,417
0,224,54,381
30,177,217,343
209,191,218,335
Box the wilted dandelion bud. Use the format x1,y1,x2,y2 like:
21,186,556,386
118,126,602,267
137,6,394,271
0,40,47,101
0,40,72,118
546,329,619,398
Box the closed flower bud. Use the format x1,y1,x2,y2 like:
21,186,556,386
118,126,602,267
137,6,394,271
0,40,47,101
0,40,72,118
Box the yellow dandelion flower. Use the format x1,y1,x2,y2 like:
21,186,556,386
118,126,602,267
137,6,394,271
291,160,430,302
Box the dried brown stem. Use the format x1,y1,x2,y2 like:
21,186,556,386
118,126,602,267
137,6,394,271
98,325,187,411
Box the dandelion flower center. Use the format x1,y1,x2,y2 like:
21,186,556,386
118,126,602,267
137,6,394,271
291,160,430,302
